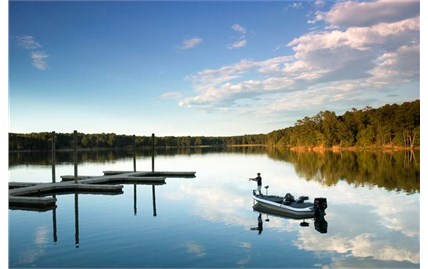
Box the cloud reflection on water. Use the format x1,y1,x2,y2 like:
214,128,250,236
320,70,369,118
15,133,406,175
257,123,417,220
18,225,49,265
167,157,419,266
185,240,206,257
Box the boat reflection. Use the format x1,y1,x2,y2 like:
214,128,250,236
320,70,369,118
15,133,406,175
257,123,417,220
252,203,328,234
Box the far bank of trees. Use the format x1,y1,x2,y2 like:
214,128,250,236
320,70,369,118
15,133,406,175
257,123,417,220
266,100,420,149
9,100,419,151
8,132,266,151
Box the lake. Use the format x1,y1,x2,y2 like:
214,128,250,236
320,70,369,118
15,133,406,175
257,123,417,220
8,147,420,268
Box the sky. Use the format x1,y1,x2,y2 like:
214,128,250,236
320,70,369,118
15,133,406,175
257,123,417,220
7,0,421,137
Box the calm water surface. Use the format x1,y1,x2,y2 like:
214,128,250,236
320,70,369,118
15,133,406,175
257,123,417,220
9,147,420,268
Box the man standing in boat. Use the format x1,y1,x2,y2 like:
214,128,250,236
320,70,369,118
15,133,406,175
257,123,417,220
249,173,262,195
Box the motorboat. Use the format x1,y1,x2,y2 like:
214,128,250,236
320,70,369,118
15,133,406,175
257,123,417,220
252,189,327,218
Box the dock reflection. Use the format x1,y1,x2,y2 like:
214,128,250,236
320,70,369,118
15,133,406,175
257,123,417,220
132,182,164,216
14,184,162,247
252,203,328,234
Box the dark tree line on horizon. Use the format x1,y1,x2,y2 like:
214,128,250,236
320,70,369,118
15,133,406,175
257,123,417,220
9,100,419,151
8,132,267,151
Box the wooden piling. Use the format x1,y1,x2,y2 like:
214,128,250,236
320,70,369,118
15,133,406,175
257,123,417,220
51,131,56,183
74,130,78,184
152,133,155,172
133,134,136,172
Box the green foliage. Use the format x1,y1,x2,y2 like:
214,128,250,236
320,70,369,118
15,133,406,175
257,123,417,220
266,100,420,148
8,132,267,150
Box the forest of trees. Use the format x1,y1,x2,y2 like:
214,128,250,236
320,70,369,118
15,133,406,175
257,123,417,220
8,131,266,151
8,100,419,151
266,99,420,149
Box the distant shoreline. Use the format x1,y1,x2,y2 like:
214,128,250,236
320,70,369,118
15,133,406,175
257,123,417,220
289,145,420,152
8,144,420,153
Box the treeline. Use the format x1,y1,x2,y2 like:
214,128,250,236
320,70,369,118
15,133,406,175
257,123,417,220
8,132,266,151
266,100,420,149
9,100,420,151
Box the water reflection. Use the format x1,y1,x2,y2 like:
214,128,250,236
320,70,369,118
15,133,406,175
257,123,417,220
12,184,161,248
250,213,263,235
10,147,419,193
52,195,57,243
9,148,419,268
9,146,266,166
252,203,328,234
265,147,419,193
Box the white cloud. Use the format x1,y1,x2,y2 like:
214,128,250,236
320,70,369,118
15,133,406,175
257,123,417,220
159,91,183,100
179,56,293,108
228,39,247,49
287,2,303,10
231,23,246,35
288,17,419,53
314,0,325,8
228,24,248,49
369,44,420,85
175,0,419,120
323,0,419,27
15,35,50,70
180,37,202,50
31,51,49,70
15,35,41,49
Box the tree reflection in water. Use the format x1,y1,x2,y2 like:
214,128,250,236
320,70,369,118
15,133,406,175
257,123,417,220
265,147,419,193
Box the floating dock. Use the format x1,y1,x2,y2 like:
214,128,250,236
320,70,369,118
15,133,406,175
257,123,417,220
9,170,195,210
9,196,57,209
103,171,196,178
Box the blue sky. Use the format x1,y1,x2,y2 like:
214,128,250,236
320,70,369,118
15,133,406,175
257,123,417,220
8,0,420,136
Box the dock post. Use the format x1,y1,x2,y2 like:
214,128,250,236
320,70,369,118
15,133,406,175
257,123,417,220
151,133,155,172
133,135,136,172
74,130,78,184
51,131,56,183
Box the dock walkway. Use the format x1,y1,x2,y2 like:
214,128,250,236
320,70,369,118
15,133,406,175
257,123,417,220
9,170,196,209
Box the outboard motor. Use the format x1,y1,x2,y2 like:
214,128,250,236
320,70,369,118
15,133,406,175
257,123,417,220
313,197,327,218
